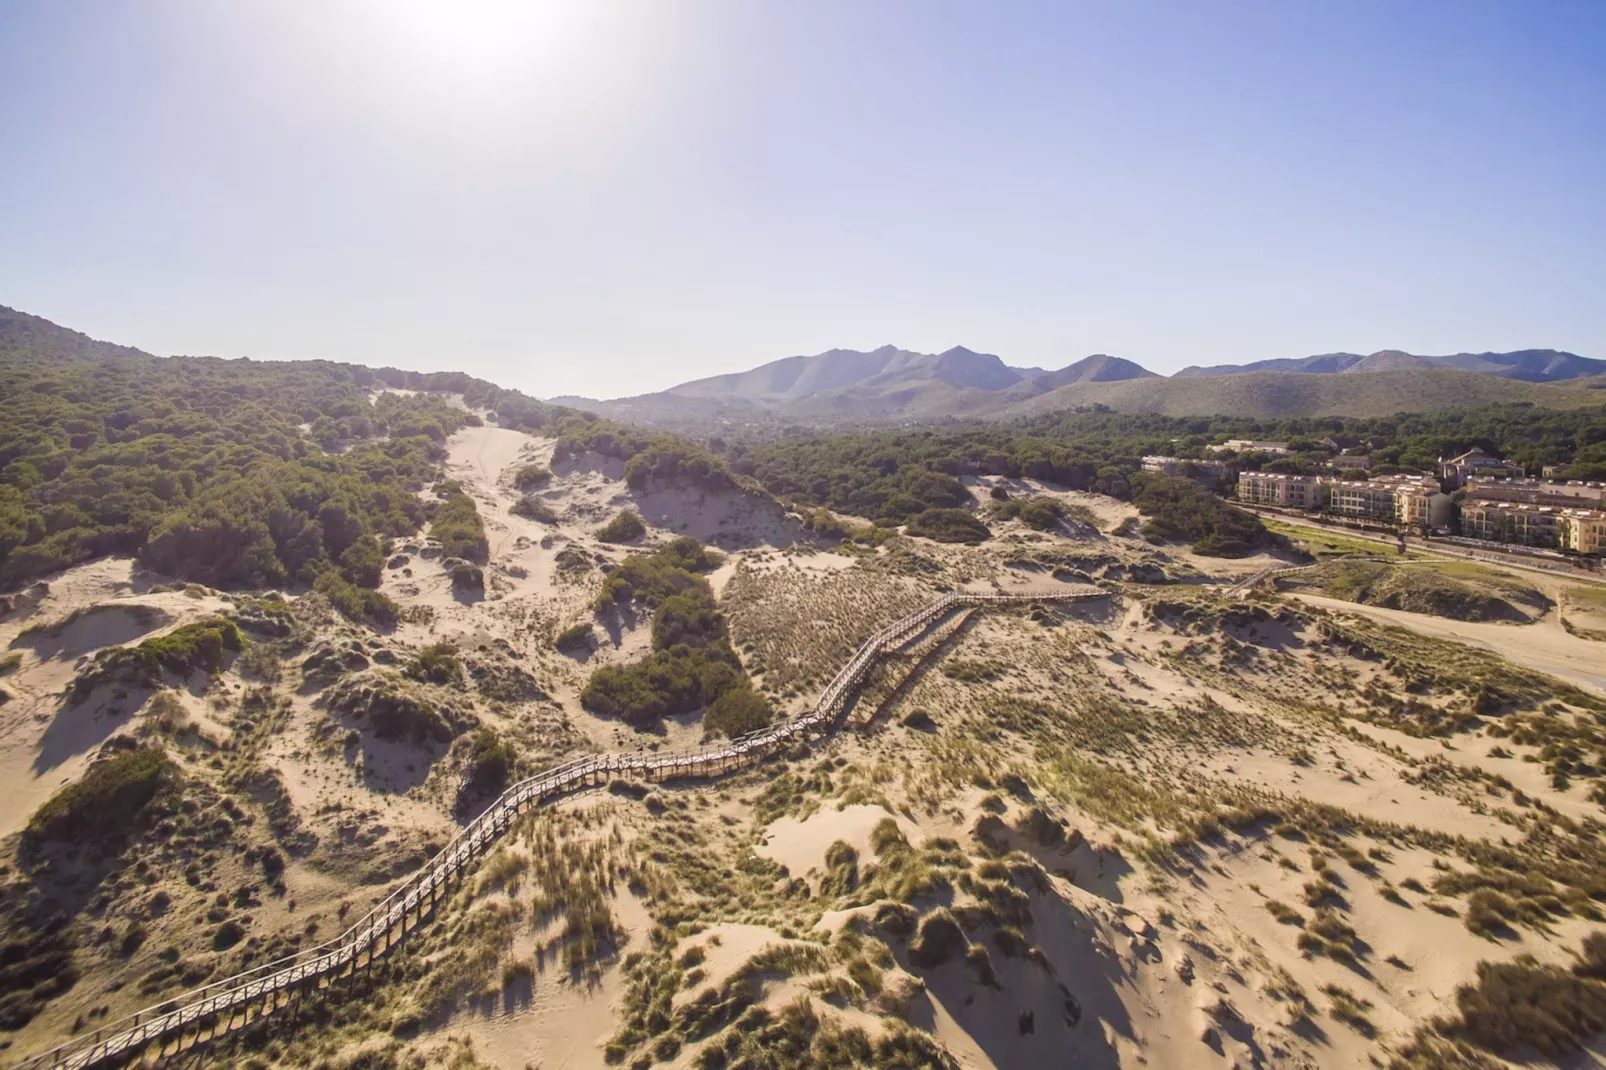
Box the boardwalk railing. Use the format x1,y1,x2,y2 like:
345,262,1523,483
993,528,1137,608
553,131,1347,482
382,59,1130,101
18,587,1101,1070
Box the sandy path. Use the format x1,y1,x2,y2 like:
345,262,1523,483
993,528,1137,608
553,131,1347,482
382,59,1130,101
1290,592,1606,694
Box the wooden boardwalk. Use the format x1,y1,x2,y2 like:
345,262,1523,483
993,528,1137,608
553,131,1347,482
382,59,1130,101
17,586,1102,1069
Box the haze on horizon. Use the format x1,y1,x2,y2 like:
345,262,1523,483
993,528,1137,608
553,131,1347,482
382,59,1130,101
1,0,1602,401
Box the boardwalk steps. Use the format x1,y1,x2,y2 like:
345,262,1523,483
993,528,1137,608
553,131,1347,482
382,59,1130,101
18,587,1102,1069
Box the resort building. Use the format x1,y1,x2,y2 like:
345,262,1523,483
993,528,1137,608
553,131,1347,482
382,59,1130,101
1325,480,1398,522
1235,471,1323,509
1465,477,1606,508
1141,456,1227,488
1330,454,1371,471
1439,448,1524,489
1211,440,1291,455
1323,474,1451,528
1559,509,1606,555
1235,471,1450,529
1459,500,1562,546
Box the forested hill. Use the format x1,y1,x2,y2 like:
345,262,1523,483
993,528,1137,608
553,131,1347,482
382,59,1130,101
0,306,734,593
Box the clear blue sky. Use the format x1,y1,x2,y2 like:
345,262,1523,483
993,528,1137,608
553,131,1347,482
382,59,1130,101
2,1,1602,398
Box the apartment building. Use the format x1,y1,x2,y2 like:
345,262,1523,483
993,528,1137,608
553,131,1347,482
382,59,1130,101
1236,471,1450,528
1323,474,1451,528
1325,480,1398,521
1235,471,1323,509
1330,454,1371,471
1439,447,1524,489
1459,500,1562,546
1559,509,1606,555
1211,440,1290,455
1465,477,1606,508
1141,455,1227,488
1394,481,1454,529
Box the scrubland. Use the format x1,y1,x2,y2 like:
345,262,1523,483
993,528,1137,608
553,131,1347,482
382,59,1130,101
3,420,1606,1070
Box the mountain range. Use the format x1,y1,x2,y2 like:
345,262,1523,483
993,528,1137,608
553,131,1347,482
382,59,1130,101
2,304,1601,428
556,345,1606,429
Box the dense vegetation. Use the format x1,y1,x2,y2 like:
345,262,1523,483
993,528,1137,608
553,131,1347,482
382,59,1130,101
582,537,769,733
1128,473,1279,557
730,418,1272,553
0,306,744,594
554,422,733,493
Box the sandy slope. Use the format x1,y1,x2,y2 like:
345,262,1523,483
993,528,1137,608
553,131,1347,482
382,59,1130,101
1291,591,1606,694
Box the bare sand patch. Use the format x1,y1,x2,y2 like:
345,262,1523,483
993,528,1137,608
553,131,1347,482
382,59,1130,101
756,802,919,880
1292,592,1606,694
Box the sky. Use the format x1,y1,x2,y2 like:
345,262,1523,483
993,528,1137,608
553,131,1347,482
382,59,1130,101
1,1,1603,399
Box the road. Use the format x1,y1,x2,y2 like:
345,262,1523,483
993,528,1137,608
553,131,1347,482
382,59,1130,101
1244,506,1606,588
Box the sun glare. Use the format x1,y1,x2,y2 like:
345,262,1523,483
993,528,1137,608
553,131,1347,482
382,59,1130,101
367,0,614,102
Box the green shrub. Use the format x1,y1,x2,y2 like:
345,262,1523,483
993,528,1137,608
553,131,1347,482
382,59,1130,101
904,508,990,544
993,495,1067,531
457,728,515,806
704,686,772,738
555,622,594,652
72,617,245,702
511,497,558,523
597,509,646,544
513,464,552,490
405,642,463,686
582,536,752,728
25,746,175,848
339,534,386,588
0,652,20,676
1129,472,1276,557
581,647,744,728
315,570,399,626
329,676,458,745
431,482,488,563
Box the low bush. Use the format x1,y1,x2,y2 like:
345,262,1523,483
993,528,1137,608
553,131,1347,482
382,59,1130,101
328,675,462,745
992,495,1067,531
1129,472,1276,557
314,570,399,626
450,563,484,592
597,509,646,544
581,646,744,727
25,746,175,849
456,728,515,810
512,464,552,490
71,617,245,702
703,686,772,738
431,482,488,563
511,497,558,523
905,508,990,545
405,642,464,686
555,622,594,652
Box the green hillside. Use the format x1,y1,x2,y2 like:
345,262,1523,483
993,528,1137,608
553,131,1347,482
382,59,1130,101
0,306,736,592
1004,368,1601,419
